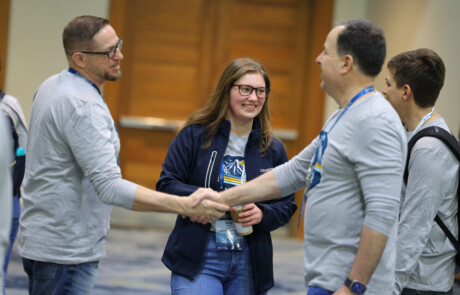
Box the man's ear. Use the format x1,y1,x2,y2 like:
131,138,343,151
71,52,86,68
402,84,412,101
340,54,353,74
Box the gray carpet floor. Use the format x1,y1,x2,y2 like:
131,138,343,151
5,227,306,295
5,227,460,294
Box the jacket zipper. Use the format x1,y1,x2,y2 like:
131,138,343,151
205,150,217,188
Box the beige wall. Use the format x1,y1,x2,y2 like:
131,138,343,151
4,0,110,125
325,0,460,137
4,0,460,229
6,0,459,136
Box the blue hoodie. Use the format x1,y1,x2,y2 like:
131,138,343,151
157,119,297,294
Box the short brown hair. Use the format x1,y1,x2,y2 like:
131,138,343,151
387,48,445,108
63,15,109,58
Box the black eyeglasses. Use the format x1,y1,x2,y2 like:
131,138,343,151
80,39,123,59
233,84,267,98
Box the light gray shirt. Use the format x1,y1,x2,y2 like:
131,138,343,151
18,70,137,264
273,92,406,294
211,132,248,231
394,118,459,293
0,116,12,288
0,93,28,148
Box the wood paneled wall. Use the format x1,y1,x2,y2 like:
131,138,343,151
105,0,333,237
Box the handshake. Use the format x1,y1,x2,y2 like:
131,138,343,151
181,188,263,228
182,188,227,223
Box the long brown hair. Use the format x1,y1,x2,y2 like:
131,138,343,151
181,58,273,154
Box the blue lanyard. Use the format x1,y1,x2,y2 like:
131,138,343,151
326,86,375,132
411,107,435,135
219,161,226,190
68,67,102,97
68,67,120,164
298,86,375,226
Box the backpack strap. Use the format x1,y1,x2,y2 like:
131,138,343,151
404,126,460,182
0,91,19,151
0,91,24,197
435,215,460,252
404,126,460,252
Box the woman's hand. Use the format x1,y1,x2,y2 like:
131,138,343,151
236,203,263,226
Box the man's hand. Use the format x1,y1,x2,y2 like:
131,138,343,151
182,188,229,223
235,203,263,226
333,286,354,295
191,188,225,207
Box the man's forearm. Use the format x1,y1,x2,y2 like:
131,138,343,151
347,225,388,284
132,185,187,213
220,170,282,206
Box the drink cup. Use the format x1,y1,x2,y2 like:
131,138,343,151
230,205,253,236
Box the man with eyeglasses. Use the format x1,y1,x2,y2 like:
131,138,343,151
18,15,228,294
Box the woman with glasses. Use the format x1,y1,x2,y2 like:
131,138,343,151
156,58,297,295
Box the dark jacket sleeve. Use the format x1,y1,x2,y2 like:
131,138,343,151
253,138,297,232
156,127,200,196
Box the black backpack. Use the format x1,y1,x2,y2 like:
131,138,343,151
404,126,460,266
0,91,25,197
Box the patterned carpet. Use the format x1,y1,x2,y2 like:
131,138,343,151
5,227,460,294
5,227,306,295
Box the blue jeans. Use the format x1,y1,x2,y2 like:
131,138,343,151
171,233,255,295
402,288,453,295
307,286,333,295
22,258,99,295
3,195,20,295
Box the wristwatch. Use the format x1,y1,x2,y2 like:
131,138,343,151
344,277,366,294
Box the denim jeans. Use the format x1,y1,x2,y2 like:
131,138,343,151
22,258,99,295
3,195,20,295
307,286,334,295
171,233,256,295
402,288,453,295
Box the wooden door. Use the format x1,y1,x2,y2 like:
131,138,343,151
105,0,333,237
0,0,10,89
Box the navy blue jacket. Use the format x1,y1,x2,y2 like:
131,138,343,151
156,120,297,294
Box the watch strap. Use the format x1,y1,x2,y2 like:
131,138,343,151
344,277,367,294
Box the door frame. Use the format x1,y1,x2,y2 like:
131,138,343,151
0,0,10,90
